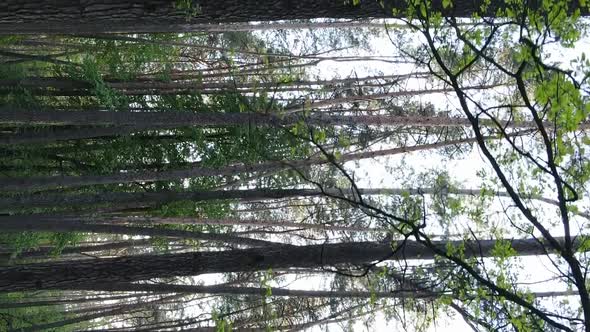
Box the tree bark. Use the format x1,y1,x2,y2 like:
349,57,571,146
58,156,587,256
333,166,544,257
282,85,498,113
1,186,584,217
93,216,388,233
0,1,586,34
0,239,153,261
2,108,582,129
66,282,577,299
67,283,444,299
9,294,181,332
0,136,480,190
0,73,426,97
0,294,138,309
95,20,414,33
0,237,579,292
0,124,177,146
0,215,288,248
0,188,425,211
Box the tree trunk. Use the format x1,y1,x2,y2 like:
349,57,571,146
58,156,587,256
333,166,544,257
2,239,154,261
66,283,443,299
0,1,586,34
2,108,581,128
0,124,175,146
0,215,287,248
0,109,568,143
282,85,499,113
94,216,388,233
99,20,415,33
65,282,577,299
0,136,480,191
1,186,583,217
0,236,579,292
0,294,138,309
0,188,426,211
9,294,181,332
0,73,427,97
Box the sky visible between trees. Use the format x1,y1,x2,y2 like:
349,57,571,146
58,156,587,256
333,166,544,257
0,1,590,332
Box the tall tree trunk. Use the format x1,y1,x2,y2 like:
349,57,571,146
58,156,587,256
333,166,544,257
100,20,415,33
0,294,138,309
0,124,176,146
0,1,586,34
0,136,481,190
0,188,430,211
0,236,579,292
0,215,287,248
93,216,388,233
10,294,182,332
287,302,369,332
1,186,584,217
0,73,427,96
2,239,153,261
282,84,500,113
64,282,577,299
91,183,590,231
3,108,580,128
0,109,566,144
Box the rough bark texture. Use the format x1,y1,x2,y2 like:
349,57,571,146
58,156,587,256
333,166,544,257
1,108,573,133
0,237,577,292
0,0,586,34
0,188,412,210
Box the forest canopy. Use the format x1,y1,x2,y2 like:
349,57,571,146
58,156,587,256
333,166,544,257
0,0,589,331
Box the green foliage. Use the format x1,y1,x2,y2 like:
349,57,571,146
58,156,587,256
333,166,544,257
0,63,38,108
76,57,128,109
212,310,234,332
0,292,81,331
0,232,42,258
174,0,202,21
47,232,82,256
490,239,517,261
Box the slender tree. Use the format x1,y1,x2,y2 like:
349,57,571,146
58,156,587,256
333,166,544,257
0,236,579,293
